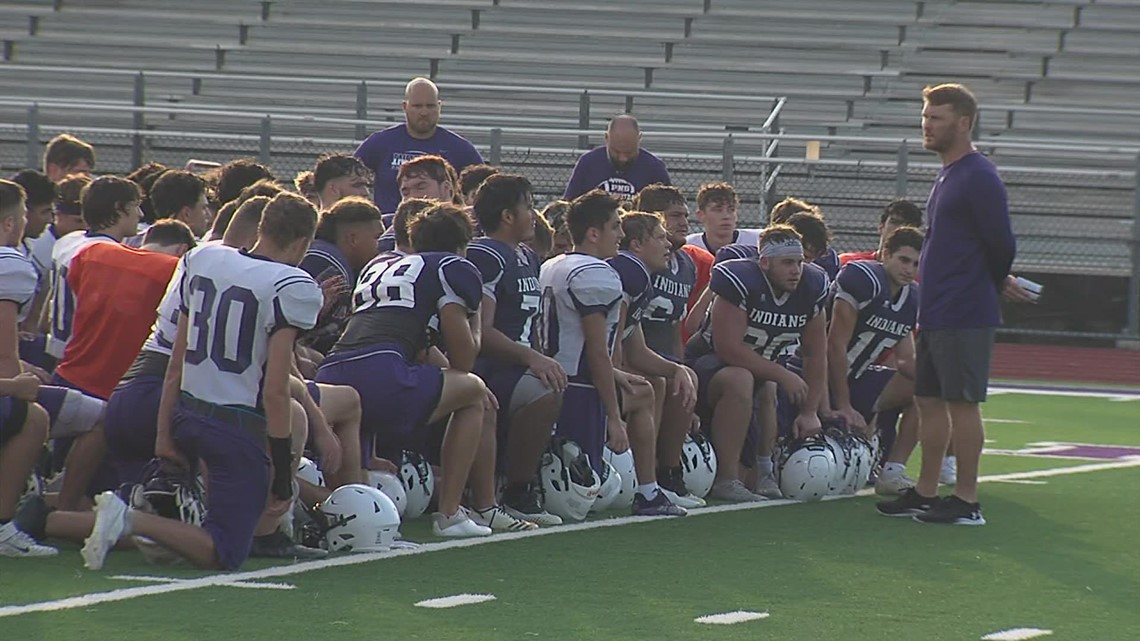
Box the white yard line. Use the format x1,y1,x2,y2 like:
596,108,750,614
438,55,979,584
414,593,496,608
981,627,1054,640
989,387,1140,402
694,611,769,625
2,458,1139,619
110,574,295,590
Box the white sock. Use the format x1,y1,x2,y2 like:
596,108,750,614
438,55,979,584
756,458,774,478
944,455,957,467
636,482,660,498
124,508,136,535
882,462,906,477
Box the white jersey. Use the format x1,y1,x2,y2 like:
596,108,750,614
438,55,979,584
142,255,189,357
46,231,117,358
26,225,58,285
685,228,762,255
0,246,38,323
176,244,321,409
536,252,622,384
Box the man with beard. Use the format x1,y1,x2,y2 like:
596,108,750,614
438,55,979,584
563,115,671,202
355,77,483,214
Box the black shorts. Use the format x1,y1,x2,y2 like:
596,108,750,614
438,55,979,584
914,328,996,403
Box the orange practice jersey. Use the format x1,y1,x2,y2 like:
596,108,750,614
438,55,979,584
55,243,179,399
839,249,878,266
680,243,714,343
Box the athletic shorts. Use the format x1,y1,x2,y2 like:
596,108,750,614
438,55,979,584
848,365,897,422
914,328,995,403
172,403,269,571
553,383,607,475
0,396,30,447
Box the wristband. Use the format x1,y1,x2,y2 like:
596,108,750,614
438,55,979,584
268,436,294,500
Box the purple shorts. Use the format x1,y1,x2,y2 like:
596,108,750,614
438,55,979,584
172,404,269,571
848,366,896,422
554,383,607,475
0,396,30,447
315,345,443,460
104,375,163,486
18,332,56,372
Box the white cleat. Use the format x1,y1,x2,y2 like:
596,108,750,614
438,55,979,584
0,521,58,557
940,457,958,486
432,509,492,538
710,479,767,503
753,474,783,499
875,472,917,496
81,491,129,570
661,487,706,509
469,505,538,531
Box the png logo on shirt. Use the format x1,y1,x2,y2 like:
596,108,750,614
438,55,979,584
598,177,637,200
391,151,426,170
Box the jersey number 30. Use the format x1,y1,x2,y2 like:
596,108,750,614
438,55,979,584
185,275,259,374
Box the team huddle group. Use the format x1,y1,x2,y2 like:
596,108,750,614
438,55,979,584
0,130,941,572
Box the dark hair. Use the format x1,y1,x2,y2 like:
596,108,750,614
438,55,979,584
633,183,685,213
408,203,474,254
125,163,170,224
473,173,532,233
55,173,91,217
758,224,802,251
396,155,461,205
258,192,318,248
81,176,141,231
541,200,570,234
214,159,274,207
44,134,95,171
881,199,924,228
150,170,206,220
142,219,197,248
315,196,382,243
11,170,56,209
0,179,26,220
922,83,978,125
224,195,271,246
208,178,283,239
529,209,554,258
618,210,663,250
237,178,284,203
566,189,620,245
294,170,316,201
696,182,738,211
768,196,819,225
882,226,924,255
313,153,372,193
459,164,500,196
785,212,832,256
392,197,437,249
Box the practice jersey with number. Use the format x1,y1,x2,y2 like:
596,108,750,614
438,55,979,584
467,238,542,346
700,259,829,361
537,253,623,384
0,247,37,322
831,260,917,379
334,251,482,359
26,224,58,286
607,250,653,342
177,244,321,409
46,231,118,358
685,228,761,255
642,249,697,357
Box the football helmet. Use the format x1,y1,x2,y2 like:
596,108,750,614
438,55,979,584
846,434,874,492
603,446,637,510
297,456,325,488
368,470,408,518
397,451,435,519
590,459,622,513
680,433,717,499
540,438,600,521
777,437,835,502
822,432,852,495
319,484,401,553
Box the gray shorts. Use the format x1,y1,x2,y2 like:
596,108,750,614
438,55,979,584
914,328,996,403
508,372,554,414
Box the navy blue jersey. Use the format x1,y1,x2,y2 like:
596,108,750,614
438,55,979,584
335,251,482,359
701,259,829,361
642,249,697,357
714,243,758,264
813,247,840,280
607,251,653,342
831,260,917,379
298,238,355,353
467,237,542,345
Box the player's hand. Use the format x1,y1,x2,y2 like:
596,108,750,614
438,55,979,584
526,352,568,393
483,385,500,412
263,496,292,519
606,415,630,454
20,361,52,384
836,405,867,435
793,412,822,440
689,414,702,435
779,370,810,407
670,364,698,413
155,433,190,472
614,370,648,398
318,275,350,316
1001,275,1036,304
7,372,41,401
368,457,399,474
314,427,343,476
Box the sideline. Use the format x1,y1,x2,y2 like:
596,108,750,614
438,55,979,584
3,457,1139,619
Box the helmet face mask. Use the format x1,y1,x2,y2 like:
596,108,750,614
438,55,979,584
397,451,435,519
540,438,600,521
680,433,717,499
603,446,637,509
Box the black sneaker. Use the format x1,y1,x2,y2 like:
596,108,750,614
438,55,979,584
875,488,937,517
250,530,328,559
632,490,687,517
658,466,706,509
502,481,562,526
13,493,53,541
914,495,986,526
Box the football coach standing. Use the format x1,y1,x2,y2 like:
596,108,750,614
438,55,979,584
877,83,1034,526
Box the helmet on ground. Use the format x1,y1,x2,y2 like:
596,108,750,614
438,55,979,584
603,446,637,509
540,438,600,521
319,484,401,552
590,459,622,513
368,470,408,518
777,437,835,502
680,433,717,499
297,456,325,488
397,451,434,519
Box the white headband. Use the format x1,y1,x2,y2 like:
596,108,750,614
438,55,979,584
759,237,804,258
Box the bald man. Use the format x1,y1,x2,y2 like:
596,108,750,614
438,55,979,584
354,77,484,214
563,114,671,202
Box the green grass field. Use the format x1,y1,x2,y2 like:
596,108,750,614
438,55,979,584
2,388,1138,641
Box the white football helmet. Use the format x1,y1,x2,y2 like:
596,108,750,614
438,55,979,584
320,484,401,553
590,459,622,513
603,446,637,509
680,433,717,499
397,451,434,519
297,456,325,488
847,435,874,492
822,433,850,495
540,438,600,521
368,470,408,518
777,438,836,502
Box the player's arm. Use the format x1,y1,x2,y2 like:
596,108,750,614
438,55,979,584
21,288,47,334
289,368,341,475
479,294,566,391
265,327,299,501
0,301,20,378
582,311,623,426
439,303,477,372
612,301,628,368
424,346,450,368
827,298,859,416
682,285,712,338
155,311,189,467
893,332,916,381
624,324,696,412
797,312,827,437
